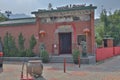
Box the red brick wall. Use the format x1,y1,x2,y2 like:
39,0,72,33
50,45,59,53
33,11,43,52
90,10,96,54
0,11,95,55
107,39,113,47
37,11,95,55
0,24,39,54
39,23,55,53
38,20,93,54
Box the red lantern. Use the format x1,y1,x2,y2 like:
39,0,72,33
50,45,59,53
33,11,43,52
83,28,90,36
0,52,3,57
39,30,46,37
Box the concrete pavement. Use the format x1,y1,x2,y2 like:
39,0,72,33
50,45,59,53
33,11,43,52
0,56,120,80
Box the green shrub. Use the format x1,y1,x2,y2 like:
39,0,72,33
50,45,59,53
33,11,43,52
18,50,26,57
18,33,26,57
26,49,34,57
72,49,80,64
18,33,25,50
29,35,37,50
41,50,49,63
3,32,18,57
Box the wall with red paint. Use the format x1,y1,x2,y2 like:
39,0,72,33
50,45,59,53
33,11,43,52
38,20,93,54
0,11,96,55
0,24,39,54
96,47,120,61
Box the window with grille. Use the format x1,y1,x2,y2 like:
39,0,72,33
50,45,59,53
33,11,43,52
77,35,86,45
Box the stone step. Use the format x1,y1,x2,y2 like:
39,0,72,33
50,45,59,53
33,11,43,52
49,55,96,64
49,55,73,63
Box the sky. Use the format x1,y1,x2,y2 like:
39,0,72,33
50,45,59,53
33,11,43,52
0,0,120,18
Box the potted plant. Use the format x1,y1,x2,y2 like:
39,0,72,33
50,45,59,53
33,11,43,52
72,49,80,64
41,50,49,63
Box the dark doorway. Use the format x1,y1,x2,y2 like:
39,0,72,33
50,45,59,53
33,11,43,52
59,33,72,54
103,39,107,47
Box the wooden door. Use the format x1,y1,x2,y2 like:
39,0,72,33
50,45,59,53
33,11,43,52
59,33,72,54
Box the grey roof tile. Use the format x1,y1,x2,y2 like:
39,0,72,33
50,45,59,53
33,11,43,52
0,17,36,26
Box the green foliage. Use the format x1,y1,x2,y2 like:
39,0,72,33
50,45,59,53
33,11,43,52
41,50,49,63
3,32,37,57
18,33,25,50
26,49,34,57
96,9,120,46
29,35,37,50
48,3,52,10
72,49,80,64
18,33,26,57
107,10,120,45
3,32,9,56
18,50,26,57
95,22,104,46
3,32,18,57
100,9,109,35
0,13,7,22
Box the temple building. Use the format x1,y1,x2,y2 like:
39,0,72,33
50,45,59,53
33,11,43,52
32,4,97,55
0,4,97,56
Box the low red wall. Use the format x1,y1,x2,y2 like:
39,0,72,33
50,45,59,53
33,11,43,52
96,47,120,61
114,47,120,55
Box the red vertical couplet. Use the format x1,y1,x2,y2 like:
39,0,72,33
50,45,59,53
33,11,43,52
71,23,76,43
64,58,66,73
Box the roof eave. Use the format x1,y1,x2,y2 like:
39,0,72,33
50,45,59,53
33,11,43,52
0,22,35,27
31,6,97,15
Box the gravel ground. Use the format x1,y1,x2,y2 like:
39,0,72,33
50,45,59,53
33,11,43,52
0,56,120,80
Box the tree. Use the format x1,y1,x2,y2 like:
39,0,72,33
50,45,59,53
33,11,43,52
18,33,26,57
97,9,120,46
26,35,37,57
0,12,7,21
48,3,52,10
95,21,104,46
100,9,109,35
18,33,25,50
3,32,9,56
5,11,12,19
8,34,18,56
107,10,120,45
29,35,37,50
3,32,18,57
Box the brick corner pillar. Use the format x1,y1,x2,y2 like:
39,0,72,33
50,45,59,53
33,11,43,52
36,17,41,39
35,17,41,55
90,10,96,55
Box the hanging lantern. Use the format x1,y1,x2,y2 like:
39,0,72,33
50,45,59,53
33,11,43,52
39,30,46,37
83,28,90,36
0,52,3,57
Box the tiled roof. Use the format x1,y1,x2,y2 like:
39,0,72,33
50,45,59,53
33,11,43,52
32,5,97,14
0,17,36,26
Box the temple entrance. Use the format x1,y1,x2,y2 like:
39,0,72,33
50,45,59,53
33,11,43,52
59,33,72,54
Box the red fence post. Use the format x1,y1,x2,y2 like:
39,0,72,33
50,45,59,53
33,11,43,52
78,56,80,68
64,58,66,73
21,71,23,79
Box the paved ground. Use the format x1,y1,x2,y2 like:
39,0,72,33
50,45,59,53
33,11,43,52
0,56,120,80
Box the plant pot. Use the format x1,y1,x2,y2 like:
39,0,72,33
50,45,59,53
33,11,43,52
27,60,43,77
